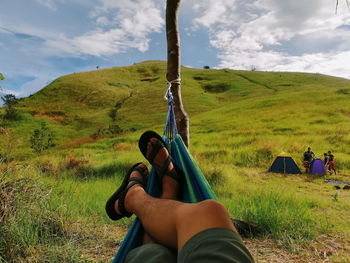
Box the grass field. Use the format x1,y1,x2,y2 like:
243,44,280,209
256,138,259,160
1,61,350,262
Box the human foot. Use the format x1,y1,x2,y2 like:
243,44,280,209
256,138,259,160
105,163,148,220
139,131,182,200
146,138,179,199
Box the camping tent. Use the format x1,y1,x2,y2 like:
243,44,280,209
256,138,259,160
268,152,301,174
310,158,325,175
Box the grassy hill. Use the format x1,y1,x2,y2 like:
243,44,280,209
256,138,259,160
1,61,350,262
2,60,350,167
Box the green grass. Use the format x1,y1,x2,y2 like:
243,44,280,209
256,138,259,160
1,61,350,261
0,172,90,263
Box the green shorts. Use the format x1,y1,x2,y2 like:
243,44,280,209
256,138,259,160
125,228,255,263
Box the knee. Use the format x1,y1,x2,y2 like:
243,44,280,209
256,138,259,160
180,200,229,221
176,199,233,231
197,200,228,216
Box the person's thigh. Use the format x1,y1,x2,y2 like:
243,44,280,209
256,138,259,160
178,228,255,263
125,243,176,263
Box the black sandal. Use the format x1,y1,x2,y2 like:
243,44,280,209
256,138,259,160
105,163,148,221
138,131,182,184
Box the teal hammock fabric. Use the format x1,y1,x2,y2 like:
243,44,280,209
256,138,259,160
112,87,217,263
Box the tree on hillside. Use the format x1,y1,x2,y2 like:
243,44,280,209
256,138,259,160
166,0,189,146
1,94,20,120
30,122,55,154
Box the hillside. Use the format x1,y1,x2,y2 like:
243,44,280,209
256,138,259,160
1,61,350,263
1,60,350,167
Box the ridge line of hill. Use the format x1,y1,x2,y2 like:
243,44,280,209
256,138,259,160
234,73,277,92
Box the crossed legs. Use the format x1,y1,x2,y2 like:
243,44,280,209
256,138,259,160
113,138,236,251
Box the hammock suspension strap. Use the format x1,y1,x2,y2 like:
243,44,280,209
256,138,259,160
163,79,180,140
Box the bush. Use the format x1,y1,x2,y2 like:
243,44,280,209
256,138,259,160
108,124,123,135
1,94,21,120
65,154,96,179
36,159,60,176
30,122,55,154
202,83,231,93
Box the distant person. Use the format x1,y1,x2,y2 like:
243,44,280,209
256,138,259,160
303,147,315,173
328,150,336,175
324,153,330,175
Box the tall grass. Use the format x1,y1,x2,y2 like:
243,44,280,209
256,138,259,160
0,167,89,262
1,61,350,260
197,162,330,248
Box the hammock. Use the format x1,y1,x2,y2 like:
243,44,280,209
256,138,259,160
112,85,217,263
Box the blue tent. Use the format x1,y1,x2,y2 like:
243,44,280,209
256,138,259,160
268,152,301,174
310,158,325,175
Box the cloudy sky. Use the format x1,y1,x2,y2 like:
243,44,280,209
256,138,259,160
0,0,350,97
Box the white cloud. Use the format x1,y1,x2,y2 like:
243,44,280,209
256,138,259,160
54,0,163,56
193,0,238,28
1,0,164,57
191,0,350,78
34,0,64,11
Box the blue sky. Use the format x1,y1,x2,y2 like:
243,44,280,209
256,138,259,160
1,0,350,98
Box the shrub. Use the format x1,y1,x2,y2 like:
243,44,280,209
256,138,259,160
108,124,123,135
65,154,89,170
202,83,231,93
64,154,96,179
30,122,55,154
36,159,60,176
1,94,20,120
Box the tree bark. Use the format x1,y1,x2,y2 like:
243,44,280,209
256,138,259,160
166,0,189,147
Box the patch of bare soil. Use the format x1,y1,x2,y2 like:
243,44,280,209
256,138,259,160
244,233,350,263
34,111,66,123
71,222,128,263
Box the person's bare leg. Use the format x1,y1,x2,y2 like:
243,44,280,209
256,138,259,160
142,137,180,244
115,184,236,250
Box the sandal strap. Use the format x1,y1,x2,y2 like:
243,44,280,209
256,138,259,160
145,137,182,184
128,177,145,187
163,168,181,183
118,175,145,218
159,157,171,176
154,156,181,184
133,165,147,176
118,180,143,218
148,140,164,164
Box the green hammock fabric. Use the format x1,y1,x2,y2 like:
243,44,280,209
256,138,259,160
112,134,217,263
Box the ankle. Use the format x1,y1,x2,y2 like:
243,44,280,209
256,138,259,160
124,186,144,212
162,180,179,200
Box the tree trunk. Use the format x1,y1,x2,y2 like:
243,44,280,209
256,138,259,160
166,0,189,147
